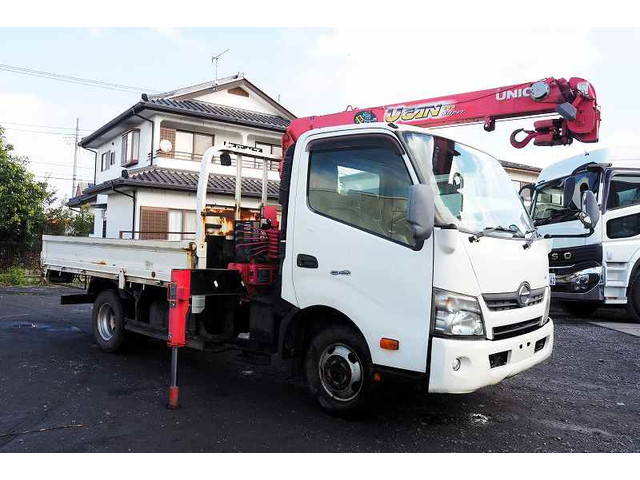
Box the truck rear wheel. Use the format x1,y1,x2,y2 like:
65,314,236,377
92,290,127,352
626,271,640,323
304,325,373,416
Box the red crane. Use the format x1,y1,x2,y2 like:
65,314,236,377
282,77,600,154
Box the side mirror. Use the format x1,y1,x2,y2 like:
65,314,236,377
578,190,600,230
220,151,232,166
407,184,434,245
519,183,534,209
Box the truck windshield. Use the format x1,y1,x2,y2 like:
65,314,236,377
531,171,600,226
402,132,533,237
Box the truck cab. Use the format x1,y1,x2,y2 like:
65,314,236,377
528,148,640,320
281,123,553,406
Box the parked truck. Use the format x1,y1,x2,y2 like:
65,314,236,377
526,148,640,320
42,77,600,413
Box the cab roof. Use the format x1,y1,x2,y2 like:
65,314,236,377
537,147,640,184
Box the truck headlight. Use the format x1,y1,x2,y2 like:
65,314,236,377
564,266,602,292
433,288,485,337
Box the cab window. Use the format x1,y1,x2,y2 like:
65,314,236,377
607,175,640,210
307,135,415,247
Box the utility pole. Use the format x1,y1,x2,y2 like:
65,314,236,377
71,117,79,199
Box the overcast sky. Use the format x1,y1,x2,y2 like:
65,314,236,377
1,27,639,202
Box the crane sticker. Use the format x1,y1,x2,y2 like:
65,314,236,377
384,103,464,123
353,110,378,123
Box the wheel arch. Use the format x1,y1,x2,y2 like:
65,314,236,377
87,277,119,298
279,304,369,361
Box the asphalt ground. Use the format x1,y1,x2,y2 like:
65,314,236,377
0,286,638,452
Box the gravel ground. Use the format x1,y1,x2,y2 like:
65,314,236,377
0,286,638,452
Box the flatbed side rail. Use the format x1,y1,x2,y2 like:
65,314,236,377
41,235,197,285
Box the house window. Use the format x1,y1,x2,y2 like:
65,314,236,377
100,150,115,171
100,151,109,171
121,129,140,167
175,130,214,161
139,207,168,240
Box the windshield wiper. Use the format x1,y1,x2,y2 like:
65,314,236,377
534,209,579,226
522,228,540,249
468,226,518,243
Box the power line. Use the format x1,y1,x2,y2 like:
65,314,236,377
0,62,160,94
1,126,81,137
28,161,92,169
34,175,92,181
0,120,95,132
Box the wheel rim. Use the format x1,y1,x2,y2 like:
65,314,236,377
97,303,116,341
318,343,363,402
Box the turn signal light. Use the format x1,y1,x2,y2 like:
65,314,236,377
380,338,399,350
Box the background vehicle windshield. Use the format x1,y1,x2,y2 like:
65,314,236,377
402,132,533,236
532,171,599,225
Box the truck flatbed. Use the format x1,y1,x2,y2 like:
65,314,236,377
41,235,196,286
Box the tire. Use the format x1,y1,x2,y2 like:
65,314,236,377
626,270,640,323
560,301,600,317
304,325,374,416
92,290,128,352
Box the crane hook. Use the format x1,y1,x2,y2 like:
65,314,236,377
510,128,537,149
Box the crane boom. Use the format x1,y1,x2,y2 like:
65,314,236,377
283,77,600,153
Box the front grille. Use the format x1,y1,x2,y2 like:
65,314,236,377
492,317,542,340
548,244,602,268
483,287,545,311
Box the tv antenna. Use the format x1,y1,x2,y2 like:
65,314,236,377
211,49,230,84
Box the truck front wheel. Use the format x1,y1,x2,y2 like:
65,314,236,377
626,270,640,323
92,290,127,352
304,325,373,415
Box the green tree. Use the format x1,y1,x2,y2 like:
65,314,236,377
0,127,50,248
44,203,94,236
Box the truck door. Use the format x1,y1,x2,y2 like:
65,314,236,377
289,131,434,373
602,172,640,300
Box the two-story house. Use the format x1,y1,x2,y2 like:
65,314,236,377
69,73,295,240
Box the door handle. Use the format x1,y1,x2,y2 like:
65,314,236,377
297,254,318,269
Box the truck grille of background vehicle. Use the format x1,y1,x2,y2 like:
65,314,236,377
492,317,542,340
483,288,545,311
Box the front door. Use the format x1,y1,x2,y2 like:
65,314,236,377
289,130,433,372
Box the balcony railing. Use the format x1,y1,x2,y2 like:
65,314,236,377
150,150,279,171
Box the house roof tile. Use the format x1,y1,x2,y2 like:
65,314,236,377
68,167,279,207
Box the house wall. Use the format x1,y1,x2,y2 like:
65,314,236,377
97,188,278,239
93,118,154,185
504,168,539,190
104,192,136,239
152,114,282,181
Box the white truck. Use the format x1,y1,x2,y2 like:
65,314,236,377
527,148,640,320
42,76,601,413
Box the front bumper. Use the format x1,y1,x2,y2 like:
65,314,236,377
549,264,604,302
427,320,554,393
